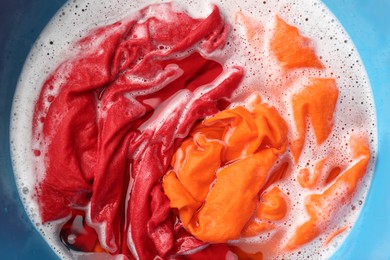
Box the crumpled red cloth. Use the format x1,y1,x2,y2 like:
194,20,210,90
33,3,243,259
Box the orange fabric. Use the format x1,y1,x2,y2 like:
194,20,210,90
270,15,324,70
93,243,106,253
286,135,370,250
235,11,264,48
242,186,288,238
242,221,275,238
298,158,327,188
324,226,348,246
162,102,288,243
298,154,343,188
325,166,342,184
192,150,276,242
291,78,339,162
255,186,288,221
262,162,290,193
230,246,263,260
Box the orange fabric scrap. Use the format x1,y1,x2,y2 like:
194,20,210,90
286,135,370,250
235,11,264,48
163,101,288,243
230,246,264,260
270,15,324,70
324,226,348,247
242,186,288,238
291,78,339,162
298,157,327,189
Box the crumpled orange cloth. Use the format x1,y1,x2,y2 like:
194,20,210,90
162,100,288,243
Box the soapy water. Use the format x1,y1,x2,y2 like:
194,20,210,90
10,0,377,259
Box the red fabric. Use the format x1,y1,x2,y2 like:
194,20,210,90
33,3,242,259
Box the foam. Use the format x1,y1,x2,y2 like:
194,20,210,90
10,0,377,259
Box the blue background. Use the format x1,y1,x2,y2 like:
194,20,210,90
0,0,389,259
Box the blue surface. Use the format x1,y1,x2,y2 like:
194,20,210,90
0,0,389,259
0,1,66,258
